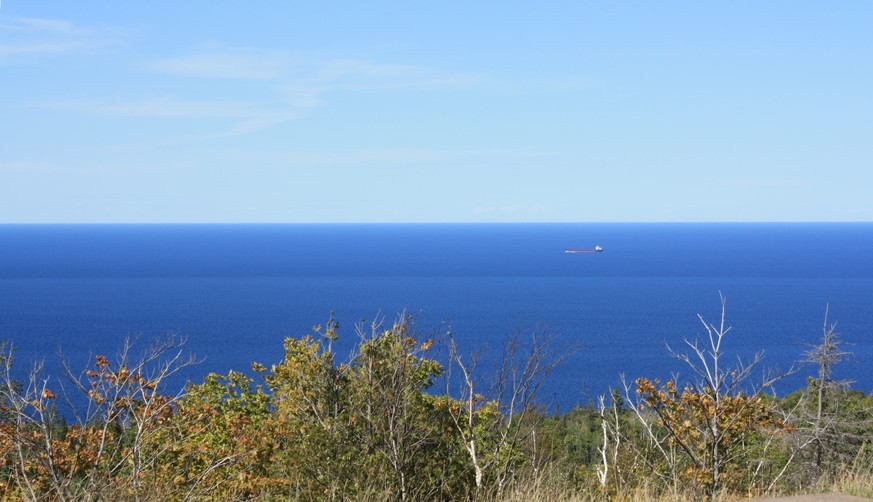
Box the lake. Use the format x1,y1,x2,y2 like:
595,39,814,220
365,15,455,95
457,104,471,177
1,223,871,410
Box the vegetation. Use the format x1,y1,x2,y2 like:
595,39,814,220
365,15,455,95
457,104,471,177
0,302,871,501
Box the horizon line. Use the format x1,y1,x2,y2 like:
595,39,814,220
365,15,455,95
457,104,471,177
1,220,871,226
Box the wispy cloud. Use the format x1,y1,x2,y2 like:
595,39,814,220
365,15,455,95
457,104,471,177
279,85,325,108
146,49,288,80
124,48,484,142
2,17,89,35
113,47,481,144
145,114,297,147
142,47,592,140
152,48,594,111
0,41,86,56
34,96,297,146
0,16,119,58
37,96,292,120
24,40,575,147
146,47,588,98
272,58,482,110
146,47,483,93
314,59,482,91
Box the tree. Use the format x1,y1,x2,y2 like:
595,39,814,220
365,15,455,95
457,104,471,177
0,336,208,501
444,329,564,497
261,316,356,499
165,369,272,499
348,315,446,501
621,295,793,500
781,305,873,481
803,306,852,471
261,313,459,501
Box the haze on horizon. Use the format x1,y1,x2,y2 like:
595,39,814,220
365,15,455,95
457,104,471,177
1,2,871,224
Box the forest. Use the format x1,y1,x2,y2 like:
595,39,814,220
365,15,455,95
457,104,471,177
1,300,871,501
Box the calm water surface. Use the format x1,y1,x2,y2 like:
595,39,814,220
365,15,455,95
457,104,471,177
1,223,872,409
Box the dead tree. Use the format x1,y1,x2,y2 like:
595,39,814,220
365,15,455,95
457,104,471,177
796,306,864,474
445,329,565,496
622,295,795,500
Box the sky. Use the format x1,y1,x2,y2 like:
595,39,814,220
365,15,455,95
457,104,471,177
1,2,872,223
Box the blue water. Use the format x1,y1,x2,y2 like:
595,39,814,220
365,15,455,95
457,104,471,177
1,223,872,410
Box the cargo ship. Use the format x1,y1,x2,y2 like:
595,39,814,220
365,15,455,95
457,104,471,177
564,245,603,254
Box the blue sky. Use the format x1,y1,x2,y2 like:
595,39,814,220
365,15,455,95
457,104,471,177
1,2,871,223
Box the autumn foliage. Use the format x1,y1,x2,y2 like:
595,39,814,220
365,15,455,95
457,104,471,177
0,305,871,501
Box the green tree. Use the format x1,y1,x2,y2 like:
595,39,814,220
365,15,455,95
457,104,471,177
621,296,792,500
348,315,448,501
166,369,272,499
